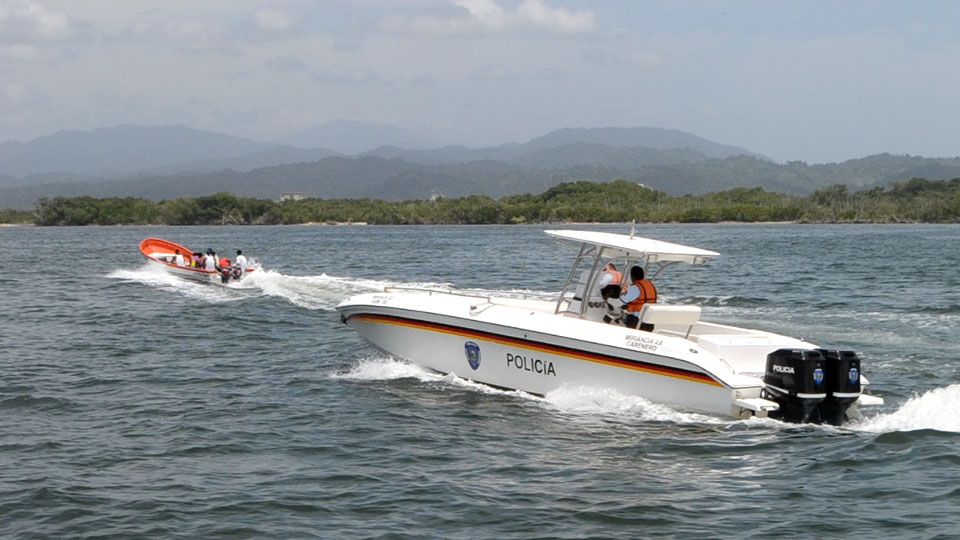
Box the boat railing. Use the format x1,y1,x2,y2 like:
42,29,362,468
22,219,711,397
382,287,557,313
384,286,493,301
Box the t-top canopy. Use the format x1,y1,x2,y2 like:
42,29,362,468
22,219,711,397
544,229,720,265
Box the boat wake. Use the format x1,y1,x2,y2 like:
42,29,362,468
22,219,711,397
852,384,960,434
541,385,726,424
334,358,960,434
231,269,421,310
332,357,726,424
110,264,555,310
330,356,538,398
107,264,243,303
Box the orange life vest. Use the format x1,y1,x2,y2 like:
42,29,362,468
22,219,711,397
625,279,657,312
607,270,622,286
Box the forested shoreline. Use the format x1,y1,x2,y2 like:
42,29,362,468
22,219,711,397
4,177,960,226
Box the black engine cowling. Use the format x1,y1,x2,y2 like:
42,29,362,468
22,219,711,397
816,349,861,426
762,349,827,423
762,348,862,425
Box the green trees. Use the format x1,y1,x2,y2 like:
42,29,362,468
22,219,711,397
11,177,960,226
35,196,158,225
0,208,34,224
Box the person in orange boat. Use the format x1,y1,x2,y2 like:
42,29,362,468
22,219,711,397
235,250,248,274
174,249,185,266
218,257,233,283
204,249,216,271
621,265,657,331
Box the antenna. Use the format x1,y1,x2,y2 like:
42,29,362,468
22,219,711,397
629,220,636,239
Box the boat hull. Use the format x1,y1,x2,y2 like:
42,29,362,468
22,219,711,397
338,293,755,417
138,237,252,285
336,228,882,423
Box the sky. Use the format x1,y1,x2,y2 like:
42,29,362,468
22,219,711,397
1,0,959,163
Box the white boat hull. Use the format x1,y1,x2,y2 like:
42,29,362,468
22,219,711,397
337,291,825,418
337,229,882,424
159,262,224,284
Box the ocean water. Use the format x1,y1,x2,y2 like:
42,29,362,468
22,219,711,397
1,224,959,539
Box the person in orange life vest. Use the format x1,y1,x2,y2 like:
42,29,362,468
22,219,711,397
217,257,233,283
621,265,657,330
597,262,622,290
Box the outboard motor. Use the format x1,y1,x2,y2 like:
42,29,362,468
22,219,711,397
816,350,861,426
762,349,827,423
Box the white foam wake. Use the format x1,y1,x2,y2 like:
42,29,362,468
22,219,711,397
331,357,727,423
110,262,558,311
541,385,726,424
106,264,241,303
330,357,537,398
852,384,960,434
232,269,412,310
107,264,453,309
331,357,440,382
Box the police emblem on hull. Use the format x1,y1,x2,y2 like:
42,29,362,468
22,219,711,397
465,341,481,370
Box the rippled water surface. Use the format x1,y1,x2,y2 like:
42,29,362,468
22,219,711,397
2,224,960,538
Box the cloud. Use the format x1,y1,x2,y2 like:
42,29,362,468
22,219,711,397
255,6,296,32
311,68,380,85
582,46,665,69
4,81,28,101
381,0,595,37
516,0,595,35
0,0,73,44
115,12,245,56
265,55,308,73
123,17,212,44
468,64,517,82
1,80,42,132
0,43,35,61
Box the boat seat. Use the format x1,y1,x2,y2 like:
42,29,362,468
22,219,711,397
639,304,701,338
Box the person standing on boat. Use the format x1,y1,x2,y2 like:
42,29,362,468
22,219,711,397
235,250,247,274
621,265,657,330
204,249,216,271
174,250,185,266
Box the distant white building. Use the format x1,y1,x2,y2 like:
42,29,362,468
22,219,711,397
279,192,307,202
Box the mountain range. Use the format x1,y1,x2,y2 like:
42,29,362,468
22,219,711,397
273,119,445,154
2,122,959,210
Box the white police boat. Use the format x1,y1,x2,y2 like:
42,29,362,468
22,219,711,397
336,229,882,424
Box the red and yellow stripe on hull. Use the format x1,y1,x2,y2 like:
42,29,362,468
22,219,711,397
347,312,722,387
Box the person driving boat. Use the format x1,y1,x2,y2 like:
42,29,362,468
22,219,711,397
600,284,625,325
